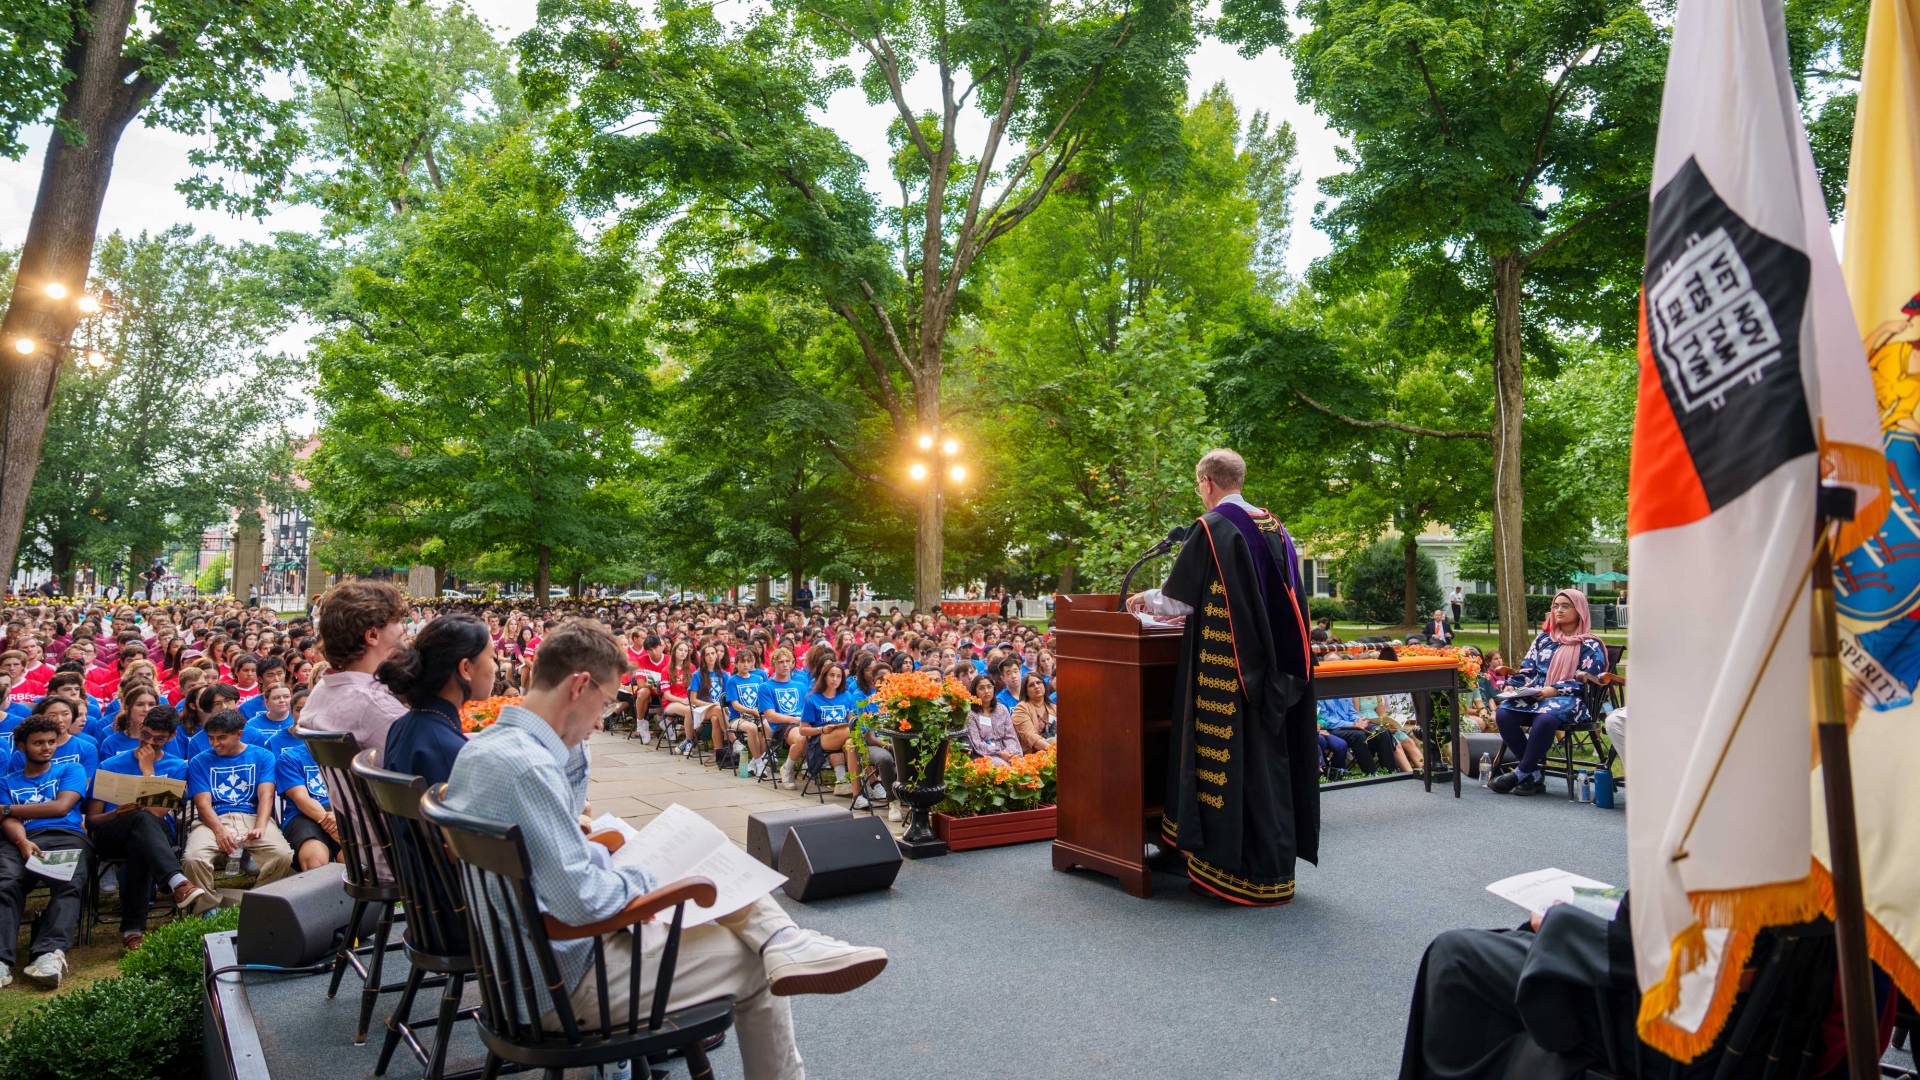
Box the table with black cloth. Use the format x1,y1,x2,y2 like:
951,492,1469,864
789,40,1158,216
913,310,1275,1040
1313,657,1462,798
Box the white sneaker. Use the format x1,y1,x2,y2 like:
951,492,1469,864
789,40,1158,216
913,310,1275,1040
779,760,797,786
866,782,886,801
763,930,887,996
887,803,904,823
852,795,872,810
23,949,66,987
832,781,855,797
0,961,11,989
638,731,654,746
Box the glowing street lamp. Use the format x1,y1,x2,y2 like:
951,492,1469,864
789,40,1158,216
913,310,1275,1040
949,465,966,483
43,282,67,300
908,462,929,481
917,433,934,450
75,295,100,315
13,338,35,356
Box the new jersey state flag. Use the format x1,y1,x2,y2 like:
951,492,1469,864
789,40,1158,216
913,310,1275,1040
1628,0,1888,1062
1828,0,1920,1016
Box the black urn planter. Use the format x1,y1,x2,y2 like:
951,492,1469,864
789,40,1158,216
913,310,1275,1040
888,731,952,859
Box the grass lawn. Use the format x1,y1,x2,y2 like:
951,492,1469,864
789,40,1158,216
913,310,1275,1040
0,934,124,1029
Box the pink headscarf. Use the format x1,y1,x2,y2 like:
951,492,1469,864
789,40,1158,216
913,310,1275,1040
1541,588,1595,686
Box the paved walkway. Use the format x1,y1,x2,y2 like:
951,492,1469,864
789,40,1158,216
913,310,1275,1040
582,729,902,847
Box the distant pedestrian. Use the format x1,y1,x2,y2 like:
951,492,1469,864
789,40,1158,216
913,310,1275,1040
1449,585,1463,624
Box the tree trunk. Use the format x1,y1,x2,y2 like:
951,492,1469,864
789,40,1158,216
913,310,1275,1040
50,540,74,598
534,544,551,601
1058,558,1076,596
755,575,770,608
832,580,850,609
571,570,583,599
0,0,144,583
788,567,802,603
1490,253,1529,659
911,368,944,613
1401,530,1422,629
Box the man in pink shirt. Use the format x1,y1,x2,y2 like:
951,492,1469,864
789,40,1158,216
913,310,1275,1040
302,580,409,751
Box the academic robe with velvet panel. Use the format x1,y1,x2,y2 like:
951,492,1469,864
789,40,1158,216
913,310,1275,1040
1157,500,1319,905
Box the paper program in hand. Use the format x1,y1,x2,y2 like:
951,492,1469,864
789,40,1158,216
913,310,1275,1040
593,804,786,929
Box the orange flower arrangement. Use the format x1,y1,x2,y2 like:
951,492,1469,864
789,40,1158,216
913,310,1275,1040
871,670,972,776
461,695,521,734
942,745,1057,816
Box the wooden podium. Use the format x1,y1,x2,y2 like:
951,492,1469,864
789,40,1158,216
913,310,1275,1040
1049,593,1183,897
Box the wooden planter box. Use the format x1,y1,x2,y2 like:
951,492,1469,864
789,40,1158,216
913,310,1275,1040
932,805,1058,851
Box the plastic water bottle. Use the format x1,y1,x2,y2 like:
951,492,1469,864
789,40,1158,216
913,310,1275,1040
1578,771,1593,802
1593,768,1615,809
596,1061,633,1080
736,741,752,778
1478,753,1492,787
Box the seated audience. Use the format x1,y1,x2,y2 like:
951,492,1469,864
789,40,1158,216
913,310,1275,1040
438,619,887,1073
0,716,90,986
381,614,496,787
87,708,210,948
1491,590,1607,796
277,735,339,872
787,662,858,794
963,674,1021,765
183,709,293,898
1010,673,1054,753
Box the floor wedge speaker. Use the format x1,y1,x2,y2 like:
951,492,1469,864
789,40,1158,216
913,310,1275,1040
777,815,902,902
747,804,851,869
235,863,381,967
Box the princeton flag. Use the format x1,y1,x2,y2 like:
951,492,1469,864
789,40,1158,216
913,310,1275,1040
1628,0,1888,1062
1828,0,1920,1011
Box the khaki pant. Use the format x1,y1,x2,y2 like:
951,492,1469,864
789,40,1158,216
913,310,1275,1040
182,812,294,894
561,895,803,1080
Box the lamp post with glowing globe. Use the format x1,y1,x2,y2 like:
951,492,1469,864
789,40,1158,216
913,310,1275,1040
905,431,968,611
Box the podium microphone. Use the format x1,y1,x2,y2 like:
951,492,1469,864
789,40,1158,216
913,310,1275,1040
1118,525,1192,605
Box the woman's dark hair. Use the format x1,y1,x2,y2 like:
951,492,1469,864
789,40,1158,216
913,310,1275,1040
376,615,492,708
1375,645,1399,662
968,673,996,707
1021,674,1049,701
29,696,74,723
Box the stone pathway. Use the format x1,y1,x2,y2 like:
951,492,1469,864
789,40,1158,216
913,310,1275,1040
582,729,903,847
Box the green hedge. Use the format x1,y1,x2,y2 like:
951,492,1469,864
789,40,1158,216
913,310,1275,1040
1462,591,1619,626
0,908,240,1080
1306,596,1348,623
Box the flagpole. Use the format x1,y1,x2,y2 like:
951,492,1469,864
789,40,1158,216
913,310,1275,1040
1811,483,1880,1080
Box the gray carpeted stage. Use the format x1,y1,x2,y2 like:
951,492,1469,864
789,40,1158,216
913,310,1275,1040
235,779,1631,1079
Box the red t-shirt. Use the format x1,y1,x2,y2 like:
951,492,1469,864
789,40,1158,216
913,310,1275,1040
632,651,670,687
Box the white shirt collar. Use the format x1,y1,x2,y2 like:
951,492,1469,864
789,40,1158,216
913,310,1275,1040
1217,492,1256,512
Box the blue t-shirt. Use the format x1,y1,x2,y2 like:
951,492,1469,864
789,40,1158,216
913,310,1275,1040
1317,696,1359,729
188,744,278,817
5,701,30,720
183,728,213,760
0,713,19,760
239,696,267,721
758,675,810,723
98,729,140,759
725,672,764,716
266,727,306,757
94,750,189,825
274,743,331,828
82,710,116,744
688,670,729,705
800,689,859,729
164,726,198,761
2,760,87,835
995,688,1021,714
42,733,98,782
242,714,294,749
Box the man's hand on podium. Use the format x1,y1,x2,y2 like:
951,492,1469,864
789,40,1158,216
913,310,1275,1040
1124,592,1149,614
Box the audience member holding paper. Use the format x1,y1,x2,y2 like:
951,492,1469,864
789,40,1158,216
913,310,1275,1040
0,716,92,986
182,708,293,898
440,619,888,1080
87,707,211,949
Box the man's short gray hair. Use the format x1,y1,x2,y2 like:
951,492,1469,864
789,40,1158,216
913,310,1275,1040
1196,448,1246,491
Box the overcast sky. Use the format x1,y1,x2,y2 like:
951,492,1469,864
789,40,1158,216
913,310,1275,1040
0,0,1342,419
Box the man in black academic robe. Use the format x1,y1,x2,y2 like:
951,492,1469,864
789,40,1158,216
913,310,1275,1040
1127,448,1319,905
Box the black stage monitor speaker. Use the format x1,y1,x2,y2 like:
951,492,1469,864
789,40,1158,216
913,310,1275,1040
777,815,902,902
747,804,851,869
235,863,381,967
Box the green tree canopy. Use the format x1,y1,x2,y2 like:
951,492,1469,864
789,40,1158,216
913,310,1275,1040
305,131,651,598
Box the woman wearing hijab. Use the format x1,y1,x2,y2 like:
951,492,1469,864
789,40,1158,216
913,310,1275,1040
1490,589,1608,795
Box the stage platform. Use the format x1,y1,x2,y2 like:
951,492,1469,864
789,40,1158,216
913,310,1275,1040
205,778,1664,1079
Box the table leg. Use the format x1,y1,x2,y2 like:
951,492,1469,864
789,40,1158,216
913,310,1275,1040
1414,689,1434,793
1449,689,1461,798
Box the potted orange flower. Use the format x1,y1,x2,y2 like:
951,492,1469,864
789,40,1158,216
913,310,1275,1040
933,746,1058,851
460,695,520,735
871,670,972,858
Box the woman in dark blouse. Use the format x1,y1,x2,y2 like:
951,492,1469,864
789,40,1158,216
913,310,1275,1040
378,615,497,786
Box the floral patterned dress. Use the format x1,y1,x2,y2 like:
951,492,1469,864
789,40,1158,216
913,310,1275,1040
1499,632,1609,724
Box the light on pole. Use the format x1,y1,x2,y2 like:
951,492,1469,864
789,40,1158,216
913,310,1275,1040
906,431,969,608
